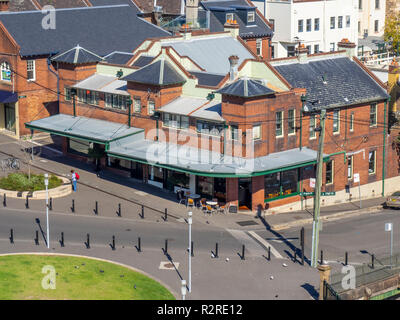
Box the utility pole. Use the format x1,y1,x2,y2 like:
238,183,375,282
311,108,327,268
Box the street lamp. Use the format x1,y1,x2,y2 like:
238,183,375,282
44,173,50,249
188,211,192,293
181,279,187,300
385,222,393,268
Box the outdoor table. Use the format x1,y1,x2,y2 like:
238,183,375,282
206,201,218,206
189,194,201,206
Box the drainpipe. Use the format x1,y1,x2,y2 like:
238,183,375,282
300,94,307,150
382,99,389,197
47,56,60,104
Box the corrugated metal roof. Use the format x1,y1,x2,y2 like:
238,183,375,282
162,35,254,74
159,96,208,115
26,114,143,142
72,74,129,96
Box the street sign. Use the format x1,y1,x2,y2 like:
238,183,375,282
385,223,393,232
18,95,27,99
310,178,316,188
301,192,314,196
322,191,336,196
301,192,336,196
354,173,360,183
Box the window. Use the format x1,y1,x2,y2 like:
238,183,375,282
247,11,255,23
330,42,335,52
256,38,262,56
77,89,99,106
196,120,224,136
253,124,261,140
148,100,155,115
27,60,35,81
226,12,234,22
275,111,283,137
359,0,362,9
368,150,376,174
326,160,334,184
306,19,311,32
374,20,379,33
65,88,72,101
269,19,275,31
314,44,320,54
350,112,354,132
314,18,320,31
298,19,303,32
338,16,343,29
330,17,335,29
288,109,296,135
306,45,311,54
134,98,141,113
346,15,351,28
163,113,189,129
358,21,361,33
287,46,296,57
264,169,298,199
347,156,353,179
104,93,126,110
333,109,340,133
309,114,316,139
1,61,11,82
370,103,377,126
231,124,239,140
375,0,380,9
271,46,275,59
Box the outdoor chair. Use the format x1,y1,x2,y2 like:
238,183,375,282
187,198,195,208
177,191,186,206
199,198,207,211
205,205,213,216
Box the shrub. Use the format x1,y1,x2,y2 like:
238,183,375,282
0,173,63,192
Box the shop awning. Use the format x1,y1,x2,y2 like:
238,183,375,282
25,114,144,146
108,135,326,178
0,90,18,103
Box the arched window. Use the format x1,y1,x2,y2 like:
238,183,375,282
1,61,11,82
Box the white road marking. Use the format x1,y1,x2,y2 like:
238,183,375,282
226,229,275,257
247,231,284,259
134,191,148,196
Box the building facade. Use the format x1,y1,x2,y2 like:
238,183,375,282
358,0,386,38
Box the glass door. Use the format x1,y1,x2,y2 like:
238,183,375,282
4,103,15,133
238,178,252,210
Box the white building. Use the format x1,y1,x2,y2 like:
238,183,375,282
358,0,386,38
252,0,359,58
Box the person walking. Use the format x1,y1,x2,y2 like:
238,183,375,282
71,170,78,192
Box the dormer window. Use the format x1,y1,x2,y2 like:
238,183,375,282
247,11,255,23
1,62,11,82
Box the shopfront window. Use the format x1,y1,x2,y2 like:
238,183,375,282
67,138,91,156
214,178,226,203
107,156,131,171
166,170,190,191
148,165,164,183
265,169,298,200
197,176,214,198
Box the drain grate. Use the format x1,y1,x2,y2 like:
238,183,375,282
236,220,259,227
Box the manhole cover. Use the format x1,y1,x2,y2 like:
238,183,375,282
159,261,179,270
236,220,259,226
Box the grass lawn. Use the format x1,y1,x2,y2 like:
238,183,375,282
0,255,175,300
0,173,63,192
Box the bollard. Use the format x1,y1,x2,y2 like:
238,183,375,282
60,232,64,247
320,250,323,265
371,254,375,269
268,246,271,261
191,241,194,257
345,252,348,266
164,239,168,255
25,195,29,209
94,201,98,215
112,235,115,251
9,229,13,244
71,199,75,213
164,208,168,221
49,198,53,211
301,227,305,266
294,248,297,263
35,230,39,245
137,237,141,252
214,243,219,258
3,193,6,207
86,233,90,249
141,205,144,219
241,244,245,260
117,203,121,217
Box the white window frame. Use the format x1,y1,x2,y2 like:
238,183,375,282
347,155,353,180
27,59,36,81
326,160,334,185
256,38,262,56
134,97,141,113
275,111,284,138
333,109,340,134
314,18,320,31
330,17,335,29
148,100,155,115
370,103,377,127
253,124,261,140
368,150,376,175
309,114,316,139
288,109,296,135
350,112,354,132
247,11,255,23
346,15,351,28
226,13,234,22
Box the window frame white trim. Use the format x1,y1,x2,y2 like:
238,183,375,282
27,59,36,82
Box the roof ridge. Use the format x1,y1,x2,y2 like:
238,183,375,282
0,4,129,15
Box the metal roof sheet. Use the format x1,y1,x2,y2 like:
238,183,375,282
159,96,209,115
72,74,129,96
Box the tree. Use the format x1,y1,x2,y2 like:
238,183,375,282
384,14,400,55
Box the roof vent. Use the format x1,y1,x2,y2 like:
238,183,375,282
322,74,327,84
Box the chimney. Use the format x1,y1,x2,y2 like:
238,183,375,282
228,55,239,82
224,19,240,38
0,0,9,11
337,38,357,58
296,43,308,63
186,0,199,28
389,58,400,115
180,24,192,40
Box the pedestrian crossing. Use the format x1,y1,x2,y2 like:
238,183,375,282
226,229,284,259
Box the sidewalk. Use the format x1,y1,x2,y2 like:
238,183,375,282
0,133,388,230
264,196,386,231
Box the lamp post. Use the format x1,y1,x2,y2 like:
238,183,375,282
44,173,50,249
188,211,192,293
385,222,393,268
181,279,187,300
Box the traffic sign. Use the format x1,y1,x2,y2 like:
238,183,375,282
354,173,360,183
310,178,316,188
